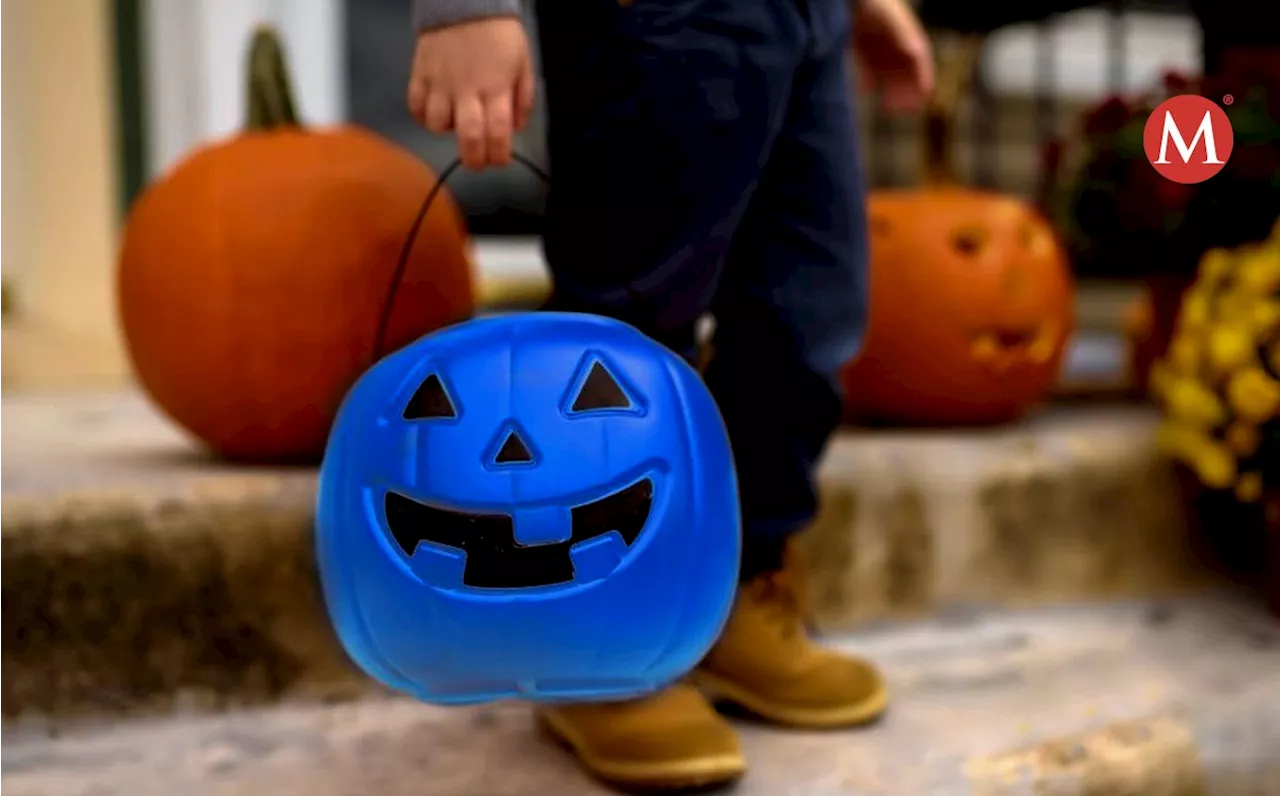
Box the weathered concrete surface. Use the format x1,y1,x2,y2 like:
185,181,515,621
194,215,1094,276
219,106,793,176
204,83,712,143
1,392,361,722
803,408,1209,626
4,598,1279,796
2,391,1212,723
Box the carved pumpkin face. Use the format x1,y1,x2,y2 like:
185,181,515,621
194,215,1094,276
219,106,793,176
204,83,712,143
843,188,1075,425
316,313,739,704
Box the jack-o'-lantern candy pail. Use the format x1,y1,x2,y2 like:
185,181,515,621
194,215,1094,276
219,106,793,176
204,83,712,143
316,312,741,705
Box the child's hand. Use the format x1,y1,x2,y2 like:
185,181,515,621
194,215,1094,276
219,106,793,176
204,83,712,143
853,0,935,113
407,17,536,169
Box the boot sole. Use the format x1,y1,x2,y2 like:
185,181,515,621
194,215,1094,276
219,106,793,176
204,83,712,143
537,710,747,791
690,670,890,730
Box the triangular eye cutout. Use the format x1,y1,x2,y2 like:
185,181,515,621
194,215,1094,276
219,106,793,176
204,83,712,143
403,373,457,420
571,361,632,412
493,430,533,465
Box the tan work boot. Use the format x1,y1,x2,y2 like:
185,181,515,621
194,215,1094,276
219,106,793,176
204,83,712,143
538,684,746,790
693,544,889,728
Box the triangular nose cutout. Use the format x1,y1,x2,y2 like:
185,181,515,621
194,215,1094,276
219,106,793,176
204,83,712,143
493,430,533,465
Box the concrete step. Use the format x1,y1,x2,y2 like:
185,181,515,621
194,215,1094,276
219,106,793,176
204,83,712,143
1,391,1214,723
4,597,1279,796
803,407,1209,627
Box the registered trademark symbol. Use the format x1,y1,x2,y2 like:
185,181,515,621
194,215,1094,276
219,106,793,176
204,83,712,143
1223,94,1234,105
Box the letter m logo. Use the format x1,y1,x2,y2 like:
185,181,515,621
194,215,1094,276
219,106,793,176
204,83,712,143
1154,110,1224,165
1143,95,1233,184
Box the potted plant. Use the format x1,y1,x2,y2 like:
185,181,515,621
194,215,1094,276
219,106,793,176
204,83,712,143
1064,51,1280,395
1152,219,1280,615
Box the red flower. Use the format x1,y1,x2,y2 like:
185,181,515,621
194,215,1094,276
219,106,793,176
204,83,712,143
1040,139,1064,173
1083,95,1134,136
1153,177,1193,211
1161,69,1192,95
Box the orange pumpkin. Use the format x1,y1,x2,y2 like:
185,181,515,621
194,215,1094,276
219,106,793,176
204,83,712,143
842,190,1075,425
841,38,1074,425
118,27,474,462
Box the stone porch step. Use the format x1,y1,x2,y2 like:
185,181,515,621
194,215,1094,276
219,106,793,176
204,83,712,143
2,390,1214,723
4,597,1279,796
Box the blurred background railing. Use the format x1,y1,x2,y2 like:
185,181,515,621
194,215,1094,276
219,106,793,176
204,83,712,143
344,0,1205,236
2,0,1276,390
869,3,1192,192
3,0,1212,242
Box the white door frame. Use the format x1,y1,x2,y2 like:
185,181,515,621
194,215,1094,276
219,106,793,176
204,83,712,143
2,0,32,287
142,0,347,179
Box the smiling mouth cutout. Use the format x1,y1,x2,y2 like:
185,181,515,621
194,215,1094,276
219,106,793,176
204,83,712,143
384,478,654,589
970,322,1059,369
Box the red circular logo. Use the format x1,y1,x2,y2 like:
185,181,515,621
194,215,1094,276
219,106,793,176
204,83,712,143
1143,94,1234,184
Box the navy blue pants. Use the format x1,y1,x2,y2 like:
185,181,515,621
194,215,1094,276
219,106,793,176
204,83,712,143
535,0,869,578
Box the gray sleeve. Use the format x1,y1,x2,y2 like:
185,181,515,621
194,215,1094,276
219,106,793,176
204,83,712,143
412,0,522,32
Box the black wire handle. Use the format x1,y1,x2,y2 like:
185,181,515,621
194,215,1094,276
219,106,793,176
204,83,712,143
372,152,552,361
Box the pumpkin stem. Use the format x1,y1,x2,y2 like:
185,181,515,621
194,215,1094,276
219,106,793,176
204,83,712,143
921,34,984,187
245,25,301,131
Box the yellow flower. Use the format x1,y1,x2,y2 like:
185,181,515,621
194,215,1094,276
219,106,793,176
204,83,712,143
1197,248,1234,287
1214,290,1256,325
1166,333,1203,374
1177,292,1213,333
1205,324,1256,377
1249,300,1280,336
1224,422,1261,457
1235,472,1263,503
1156,225,1280,496
1164,377,1228,427
1192,440,1237,489
1148,360,1174,401
1235,248,1280,296
1158,425,1236,489
1226,368,1280,423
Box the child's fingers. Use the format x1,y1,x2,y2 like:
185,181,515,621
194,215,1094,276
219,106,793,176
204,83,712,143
424,92,454,133
455,94,488,169
893,81,927,112
484,93,514,167
880,82,913,113
407,76,428,119
914,52,936,100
